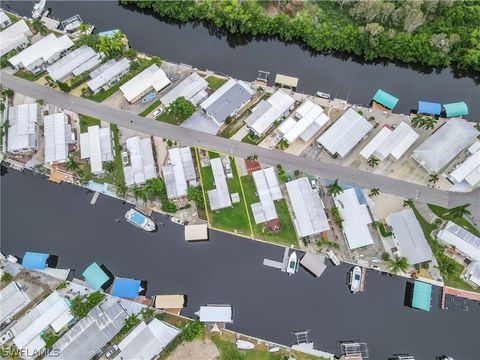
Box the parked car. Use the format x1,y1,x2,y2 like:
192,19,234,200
310,179,317,190
152,108,164,117
105,345,119,358
121,151,129,166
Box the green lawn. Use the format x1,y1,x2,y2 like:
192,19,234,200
427,204,480,237
79,115,101,133
110,124,125,185
241,175,297,246
14,70,44,82
155,111,190,125
205,76,227,91
139,99,161,117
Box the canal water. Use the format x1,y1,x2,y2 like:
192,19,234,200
2,0,479,120
1,168,479,359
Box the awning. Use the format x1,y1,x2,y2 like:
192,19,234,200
275,74,298,88
82,262,110,290
185,224,208,241
372,89,399,110
412,281,432,311
443,102,468,117
22,252,49,270
418,101,441,116
154,295,185,309
300,253,327,277
111,278,141,298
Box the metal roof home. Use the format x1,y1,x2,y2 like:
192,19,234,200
464,261,480,288
46,45,97,81
116,319,180,360
9,33,73,71
123,136,156,186
0,281,31,323
200,78,254,124
161,72,208,107
282,100,329,144
417,101,441,116
7,103,38,154
412,119,479,173
372,89,399,110
162,147,196,199
44,112,71,165
359,126,392,160
443,102,469,117
286,177,329,238
120,64,171,103
0,19,32,55
386,209,434,265
71,54,102,76
437,221,480,262
449,146,480,187
411,281,432,311
80,125,114,175
195,305,233,323
87,58,130,93
82,262,110,290
0,9,12,29
22,251,49,270
317,108,373,158
207,157,232,210
251,167,282,224
373,122,419,160
245,90,295,137
334,188,374,250
111,278,141,298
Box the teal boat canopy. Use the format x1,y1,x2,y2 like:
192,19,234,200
412,281,432,311
372,89,399,110
83,262,110,290
443,102,468,117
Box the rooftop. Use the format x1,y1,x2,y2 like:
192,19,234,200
0,19,32,55
251,167,282,224
163,147,196,199
22,251,49,270
437,221,480,262
43,113,70,165
87,58,130,93
82,262,110,290
449,147,480,187
0,282,31,324
111,278,141,298
359,126,392,160
46,45,97,81
372,89,399,110
80,125,114,175
207,157,232,210
195,305,233,323
160,72,208,107
123,136,156,186
7,103,38,153
412,281,432,311
418,101,441,116
443,102,468,117
374,122,419,160
120,64,170,102
283,100,329,144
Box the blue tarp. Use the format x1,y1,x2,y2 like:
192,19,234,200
418,101,441,116
323,180,367,205
22,252,49,270
111,278,141,298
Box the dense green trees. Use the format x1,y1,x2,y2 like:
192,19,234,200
121,0,480,72
166,97,195,124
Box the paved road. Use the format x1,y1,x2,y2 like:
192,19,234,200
2,71,479,214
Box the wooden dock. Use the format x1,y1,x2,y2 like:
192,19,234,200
359,267,367,292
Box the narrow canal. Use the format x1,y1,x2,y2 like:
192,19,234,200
1,168,479,359
2,0,479,120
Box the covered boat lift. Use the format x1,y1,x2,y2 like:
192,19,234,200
411,280,432,311
82,262,110,290
111,277,142,299
299,253,327,277
184,224,208,241
195,304,233,323
417,101,441,116
274,73,298,90
22,252,49,270
443,102,469,118
153,295,186,314
372,89,399,110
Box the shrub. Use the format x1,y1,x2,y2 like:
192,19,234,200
181,320,204,342
1,272,12,283
381,252,391,262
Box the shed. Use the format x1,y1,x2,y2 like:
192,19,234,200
275,74,298,88
372,89,399,110
82,262,110,290
154,295,186,309
411,281,432,311
22,252,49,270
111,278,141,298
300,253,327,277
185,224,208,241
417,101,441,116
443,102,468,117
195,305,233,323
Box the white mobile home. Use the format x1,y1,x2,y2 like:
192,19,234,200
120,64,171,103
161,72,208,107
0,19,32,56
87,58,130,94
43,112,71,165
7,103,38,154
46,45,97,81
80,125,114,175
123,136,156,186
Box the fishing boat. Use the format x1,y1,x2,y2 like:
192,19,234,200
316,91,331,99
326,249,340,266
349,266,362,293
32,0,46,19
236,340,255,350
125,209,156,232
270,133,283,148
286,251,297,275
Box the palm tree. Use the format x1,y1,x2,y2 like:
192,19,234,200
411,115,425,128
277,138,289,150
327,179,343,197
30,19,48,35
369,188,380,198
64,156,79,172
446,204,471,218
367,156,380,168
403,198,414,208
436,256,457,279
423,118,437,130
141,307,155,323
77,22,89,35
428,173,439,185
131,185,145,201
388,255,409,274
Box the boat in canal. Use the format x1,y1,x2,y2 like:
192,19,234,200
316,91,331,99
125,209,156,232
349,266,363,293
32,0,46,19
286,251,298,275
326,249,340,266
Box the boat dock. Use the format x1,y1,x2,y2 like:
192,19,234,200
441,287,480,309
359,267,367,292
263,247,290,272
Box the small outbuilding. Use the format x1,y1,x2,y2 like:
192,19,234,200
300,253,327,277
154,295,186,309
274,73,298,89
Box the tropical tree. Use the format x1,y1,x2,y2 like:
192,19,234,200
141,307,155,323
367,156,380,168
277,138,289,150
428,173,439,185
327,179,343,197
97,31,125,59
77,22,89,35
124,48,137,59
403,198,414,208
388,255,409,274
446,204,471,218
369,188,380,198
436,256,457,279
166,97,195,124
64,156,79,172
30,19,48,35
115,181,127,198
423,118,437,130
131,185,146,202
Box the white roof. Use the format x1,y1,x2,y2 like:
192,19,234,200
360,126,392,159
334,188,374,250
0,281,31,323
163,147,196,199
161,72,208,107
374,122,419,160
207,157,232,210
87,58,130,93
450,148,480,186
80,125,113,174
46,46,97,81
286,177,329,238
9,34,73,69
283,100,329,144
184,224,208,241
412,119,479,173
116,319,180,360
278,117,296,135
120,64,170,102
465,262,480,287
386,208,434,264
195,305,233,323
0,9,10,26
0,19,32,55
123,136,156,186
44,113,70,164
72,54,102,76
251,167,281,224
245,90,294,136
7,103,38,153
317,108,373,157
437,221,480,262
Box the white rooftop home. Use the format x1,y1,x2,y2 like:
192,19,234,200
251,167,282,224
46,45,97,81
123,136,157,186
161,72,208,107
412,119,479,173
80,125,114,175
87,58,130,94
43,112,71,165
115,319,180,360
281,100,329,144
0,281,31,324
244,90,295,137
317,108,373,158
437,221,480,262
373,122,419,160
9,33,74,73
207,157,232,210
0,9,12,29
120,64,171,103
7,103,38,154
448,144,480,187
195,305,233,323
360,126,392,159
463,261,480,288
286,177,329,238
162,147,197,199
386,208,434,265
334,188,374,250
0,19,32,56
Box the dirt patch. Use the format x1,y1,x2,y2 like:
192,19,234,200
168,338,219,360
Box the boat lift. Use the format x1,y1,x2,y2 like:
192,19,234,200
339,341,369,359
60,14,83,33
256,70,270,83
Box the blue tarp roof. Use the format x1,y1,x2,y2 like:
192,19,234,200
111,278,141,298
22,252,49,270
83,263,110,290
418,101,441,115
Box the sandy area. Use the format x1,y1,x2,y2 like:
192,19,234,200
370,192,405,220
168,338,219,360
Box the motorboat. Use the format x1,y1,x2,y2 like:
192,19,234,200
270,133,283,148
32,0,46,19
286,251,297,275
349,266,362,293
316,91,331,99
125,209,156,232
236,339,255,350
326,249,340,266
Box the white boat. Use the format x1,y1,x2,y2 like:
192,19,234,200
170,217,186,225
268,346,280,353
125,209,156,232
286,251,297,275
316,91,331,99
270,133,283,148
236,340,255,350
32,0,46,19
349,266,362,293
326,249,340,266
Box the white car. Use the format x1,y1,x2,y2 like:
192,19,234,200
310,179,317,190
105,345,119,358
121,151,129,166
152,108,164,117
